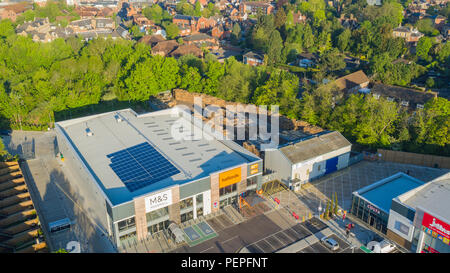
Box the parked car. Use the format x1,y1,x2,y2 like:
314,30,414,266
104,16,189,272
320,236,340,251
368,239,396,253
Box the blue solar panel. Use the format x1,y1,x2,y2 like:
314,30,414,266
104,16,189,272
107,142,180,192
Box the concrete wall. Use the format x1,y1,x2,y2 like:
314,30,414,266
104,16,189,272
55,126,110,239
290,146,351,184
264,149,292,185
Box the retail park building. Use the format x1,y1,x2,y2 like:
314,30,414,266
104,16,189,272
55,107,262,246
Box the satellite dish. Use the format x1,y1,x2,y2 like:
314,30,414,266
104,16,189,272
367,241,381,253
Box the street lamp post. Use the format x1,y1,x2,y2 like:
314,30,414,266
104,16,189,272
318,200,322,217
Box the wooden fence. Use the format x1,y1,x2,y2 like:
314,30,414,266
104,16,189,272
377,149,450,169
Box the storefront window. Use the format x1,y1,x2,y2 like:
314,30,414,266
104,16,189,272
180,197,193,210
197,207,203,218
181,211,194,223
119,231,136,242
196,194,203,206
146,207,169,223
219,183,237,196
117,217,135,232
247,177,257,187
148,220,170,235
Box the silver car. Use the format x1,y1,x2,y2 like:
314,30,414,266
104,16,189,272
321,237,340,251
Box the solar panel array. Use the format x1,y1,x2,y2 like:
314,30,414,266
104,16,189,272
107,142,180,192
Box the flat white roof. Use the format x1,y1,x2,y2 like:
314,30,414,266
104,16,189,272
56,107,260,206
401,172,450,222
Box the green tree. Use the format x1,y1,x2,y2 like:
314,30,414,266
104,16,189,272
336,28,351,52
436,42,450,64
285,10,294,30
416,19,440,36
165,23,180,39
412,97,450,147
194,1,202,17
302,24,314,51
274,8,286,29
319,49,346,73
231,23,241,44
426,77,435,88
0,19,15,38
130,25,143,39
143,4,163,24
416,36,432,60
267,30,284,65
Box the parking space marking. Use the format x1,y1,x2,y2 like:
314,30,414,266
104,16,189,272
265,235,284,251
247,243,264,253
200,246,214,253
255,239,275,253
221,235,238,245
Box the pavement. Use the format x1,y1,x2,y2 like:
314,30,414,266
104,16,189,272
5,130,116,253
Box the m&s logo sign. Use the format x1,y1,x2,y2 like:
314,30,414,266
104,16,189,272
145,189,172,213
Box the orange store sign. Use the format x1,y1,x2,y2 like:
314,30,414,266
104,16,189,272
219,167,241,188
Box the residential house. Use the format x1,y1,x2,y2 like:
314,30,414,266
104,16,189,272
216,0,229,10
434,15,447,29
115,25,130,39
243,51,264,66
344,56,362,70
183,33,219,50
133,14,154,33
442,24,450,38
339,13,359,30
210,24,231,40
292,11,306,24
95,18,115,29
393,26,424,45
178,24,192,36
74,6,100,18
370,83,438,110
138,34,166,47
17,18,77,43
0,2,32,22
16,18,52,37
151,40,179,56
366,0,382,6
239,1,274,15
297,52,319,68
173,15,217,34
97,7,114,17
170,43,203,58
70,19,95,32
335,70,370,93
189,0,208,6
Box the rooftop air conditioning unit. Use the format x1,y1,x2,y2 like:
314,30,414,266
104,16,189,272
114,114,123,122
86,128,94,136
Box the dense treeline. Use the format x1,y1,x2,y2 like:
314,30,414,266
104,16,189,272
0,19,448,156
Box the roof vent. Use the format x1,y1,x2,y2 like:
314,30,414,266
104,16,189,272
114,114,123,122
86,128,94,136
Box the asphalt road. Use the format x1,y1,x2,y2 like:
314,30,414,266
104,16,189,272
171,213,282,253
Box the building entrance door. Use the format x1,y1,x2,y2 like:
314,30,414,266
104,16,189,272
369,216,375,227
